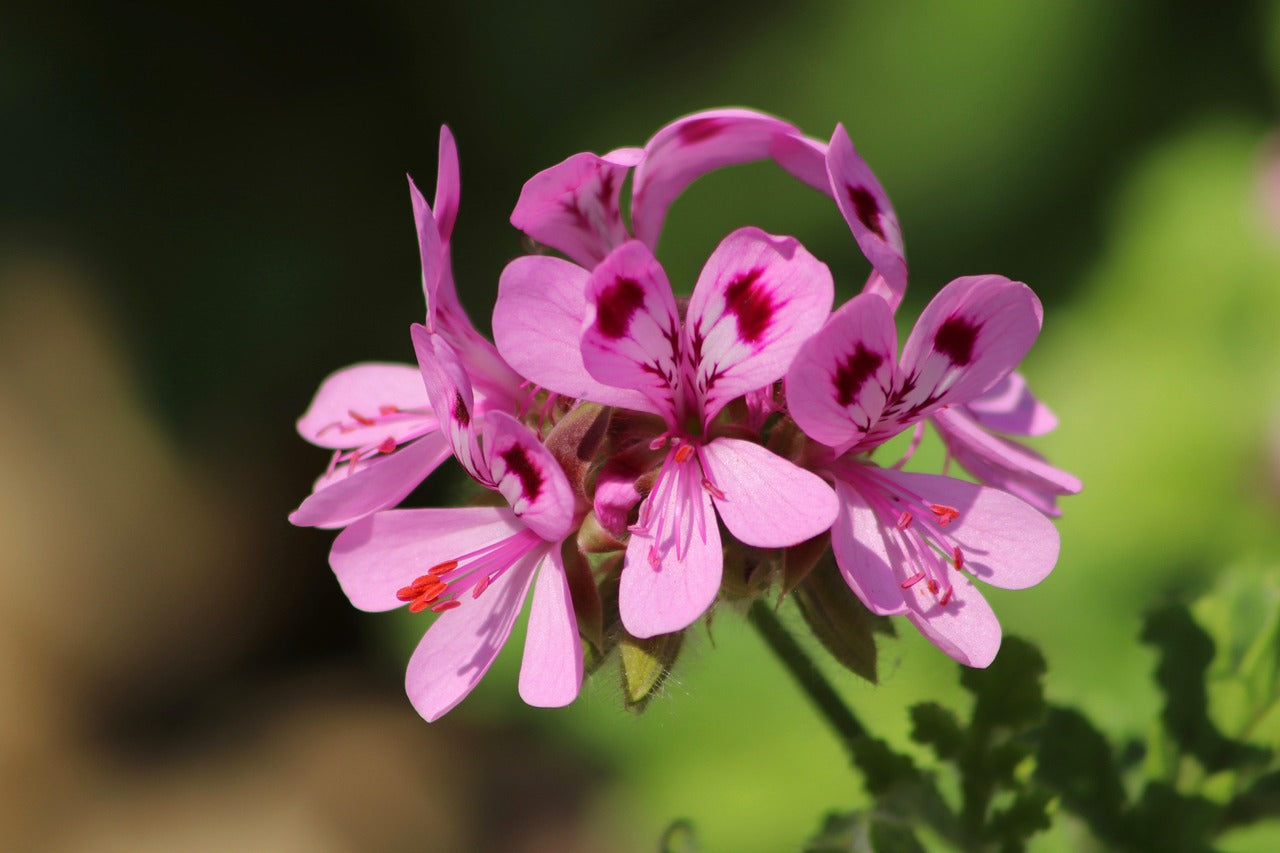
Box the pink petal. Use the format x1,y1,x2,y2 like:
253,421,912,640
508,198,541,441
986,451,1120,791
684,227,833,423
411,325,487,483
296,362,434,450
826,124,907,306
288,433,451,529
328,505,525,611
874,469,1060,590
581,241,683,422
699,437,838,548
905,573,1002,668
518,546,584,708
509,149,640,267
434,126,461,244
630,108,827,248
859,271,903,313
784,293,897,450
408,174,446,330
493,255,655,411
481,411,575,542
593,464,643,539
892,275,1043,421
829,480,910,616
619,451,722,638
963,372,1058,436
404,548,543,721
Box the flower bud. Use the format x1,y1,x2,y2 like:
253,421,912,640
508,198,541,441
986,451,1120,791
619,629,684,712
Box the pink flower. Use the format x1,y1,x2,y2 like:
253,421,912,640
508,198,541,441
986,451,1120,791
329,328,581,721
785,282,1060,666
494,227,839,637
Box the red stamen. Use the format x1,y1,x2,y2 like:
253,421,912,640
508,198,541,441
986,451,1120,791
674,444,695,464
701,478,726,500
378,437,397,454
431,600,462,613
649,435,668,451
927,579,940,595
472,575,491,599
896,510,913,530
395,585,419,602
379,405,399,416
939,585,954,606
349,409,376,426
930,504,959,526
901,572,926,589
952,546,964,571
648,546,662,569
428,560,459,576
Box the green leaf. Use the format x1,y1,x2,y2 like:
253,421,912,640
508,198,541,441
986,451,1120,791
986,787,1055,850
803,811,927,853
961,636,1046,731
909,702,963,762
1036,707,1127,844
1123,782,1220,853
793,556,894,684
659,818,699,853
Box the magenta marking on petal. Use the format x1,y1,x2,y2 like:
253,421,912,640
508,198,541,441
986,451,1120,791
723,267,773,344
499,444,543,503
833,343,885,407
845,185,885,240
678,117,725,145
934,316,980,366
595,277,647,339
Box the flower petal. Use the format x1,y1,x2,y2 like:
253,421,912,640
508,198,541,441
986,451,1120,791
699,437,837,548
684,227,833,423
404,548,542,721
518,546,584,708
296,362,434,450
784,292,897,449
288,433,451,529
963,372,1058,437
829,480,910,616
874,469,1060,590
408,174,446,330
434,126,461,243
905,574,1002,668
329,505,525,611
411,325,487,483
509,149,640,267
827,124,907,307
581,241,683,422
492,255,654,411
631,108,827,248
481,410,575,542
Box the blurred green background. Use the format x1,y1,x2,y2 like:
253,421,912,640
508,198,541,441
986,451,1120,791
3,1,1280,850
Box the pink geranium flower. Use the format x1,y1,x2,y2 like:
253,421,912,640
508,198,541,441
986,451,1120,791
494,227,839,637
785,281,1060,666
329,328,581,721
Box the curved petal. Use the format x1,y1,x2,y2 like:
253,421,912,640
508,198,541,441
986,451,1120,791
329,505,524,611
404,549,541,722
518,546,584,708
827,124,907,306
493,255,654,411
481,411,575,542
296,362,434,450
873,469,1060,590
905,574,1002,668
408,174,446,329
411,325,487,483
509,149,640,267
785,292,897,450
631,108,826,248
581,241,682,422
829,480,910,616
289,433,451,529
434,126,461,244
700,437,837,547
593,463,644,539
684,227,834,423
964,372,1058,436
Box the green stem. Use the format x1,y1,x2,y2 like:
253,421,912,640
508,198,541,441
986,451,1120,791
748,599,867,751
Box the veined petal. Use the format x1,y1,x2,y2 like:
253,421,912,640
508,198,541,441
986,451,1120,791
873,469,1060,590
493,255,654,411
784,293,897,449
619,450,722,638
631,108,826,248
964,372,1058,437
890,275,1043,425
296,362,434,450
510,149,641,267
405,548,543,722
684,227,833,423
411,324,487,483
581,241,683,422
905,574,1002,668
481,411,575,542
329,505,525,611
829,480,910,616
434,126,460,244
289,434,451,529
699,437,837,547
518,546,584,708
827,124,907,305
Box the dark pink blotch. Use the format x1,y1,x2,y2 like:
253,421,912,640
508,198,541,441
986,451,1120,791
678,117,725,145
595,277,647,339
934,316,979,366
845,184,885,240
723,267,773,344
500,444,543,503
453,393,471,426
833,344,884,407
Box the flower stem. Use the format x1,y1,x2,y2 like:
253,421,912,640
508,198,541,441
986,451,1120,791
747,599,867,750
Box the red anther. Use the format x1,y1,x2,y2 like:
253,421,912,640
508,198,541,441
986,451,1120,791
396,585,419,602
674,444,695,464
431,600,462,613
649,435,668,451
378,437,397,454
930,504,959,526
927,579,940,595
428,560,459,576
952,546,964,571
472,575,491,599
408,597,433,613
701,478,726,500
939,585,954,606
379,405,399,415
349,409,376,426
900,572,926,589
896,510,913,530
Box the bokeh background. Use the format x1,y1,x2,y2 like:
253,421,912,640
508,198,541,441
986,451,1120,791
4,1,1280,850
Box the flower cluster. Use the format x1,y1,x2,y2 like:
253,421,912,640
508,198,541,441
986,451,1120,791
291,110,1080,721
